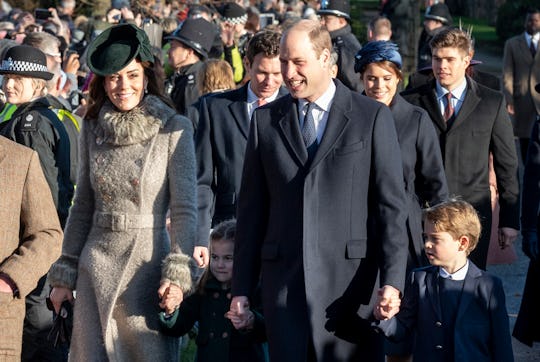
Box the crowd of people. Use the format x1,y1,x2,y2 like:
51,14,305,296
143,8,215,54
0,0,539,361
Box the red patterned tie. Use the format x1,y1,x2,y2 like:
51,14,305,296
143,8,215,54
257,98,267,107
444,92,454,122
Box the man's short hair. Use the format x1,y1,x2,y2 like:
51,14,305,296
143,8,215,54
284,19,332,58
245,29,281,65
423,199,481,254
429,27,473,56
23,31,61,57
368,16,392,40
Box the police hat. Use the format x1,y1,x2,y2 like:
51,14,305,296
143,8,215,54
317,0,351,21
165,18,215,59
86,23,154,76
218,2,248,24
424,3,452,25
0,45,53,80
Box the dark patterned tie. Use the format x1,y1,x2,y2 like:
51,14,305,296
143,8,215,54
302,102,317,147
444,92,454,122
530,41,537,58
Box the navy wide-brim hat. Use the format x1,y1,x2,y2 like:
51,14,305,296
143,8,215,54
86,23,154,76
0,45,53,80
354,41,402,73
317,0,351,21
165,18,215,59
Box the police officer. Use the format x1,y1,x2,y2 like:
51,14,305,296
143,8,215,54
318,0,363,92
417,3,452,70
165,18,216,115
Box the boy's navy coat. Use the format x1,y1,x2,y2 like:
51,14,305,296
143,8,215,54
377,262,514,362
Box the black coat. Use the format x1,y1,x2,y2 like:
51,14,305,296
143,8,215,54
513,117,540,346
232,80,409,361
167,61,204,116
329,25,363,92
195,85,288,246
389,94,448,266
402,77,520,269
0,97,75,227
159,277,266,362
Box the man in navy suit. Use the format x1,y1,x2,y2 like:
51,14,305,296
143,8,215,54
194,30,287,267
228,20,409,361
402,27,520,270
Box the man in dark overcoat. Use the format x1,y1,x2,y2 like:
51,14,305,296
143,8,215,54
402,27,520,270
229,20,409,361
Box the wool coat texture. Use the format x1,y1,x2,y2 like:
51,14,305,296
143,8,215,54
0,136,63,360
48,95,197,362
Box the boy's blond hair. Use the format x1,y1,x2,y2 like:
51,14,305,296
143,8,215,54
423,199,481,254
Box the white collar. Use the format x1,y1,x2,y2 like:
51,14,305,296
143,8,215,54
298,80,336,112
246,81,280,104
439,260,469,280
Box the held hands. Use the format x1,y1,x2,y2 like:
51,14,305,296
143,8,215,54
49,287,75,314
522,229,539,261
498,227,518,250
158,281,183,315
226,296,255,330
373,285,401,321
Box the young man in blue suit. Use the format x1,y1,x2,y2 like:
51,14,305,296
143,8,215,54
194,30,287,268
229,20,409,361
375,199,514,362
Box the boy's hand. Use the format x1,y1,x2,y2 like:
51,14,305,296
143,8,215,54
498,227,518,250
374,285,401,320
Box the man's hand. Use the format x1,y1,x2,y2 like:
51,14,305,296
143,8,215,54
373,285,401,320
193,246,209,268
522,229,539,261
506,103,515,116
226,296,253,329
498,227,518,250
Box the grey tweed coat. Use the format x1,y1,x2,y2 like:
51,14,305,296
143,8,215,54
49,95,197,362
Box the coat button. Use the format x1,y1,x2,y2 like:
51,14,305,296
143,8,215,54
213,292,219,298
435,345,443,350
435,321,442,327
131,178,140,186
222,332,228,338
209,332,214,338
226,293,231,300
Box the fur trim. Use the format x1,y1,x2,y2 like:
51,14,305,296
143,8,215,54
48,256,78,290
161,253,193,293
92,95,176,146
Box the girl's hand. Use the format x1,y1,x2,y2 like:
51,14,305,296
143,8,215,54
49,287,75,314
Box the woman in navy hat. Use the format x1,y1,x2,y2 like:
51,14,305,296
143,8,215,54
355,41,449,361
48,23,196,361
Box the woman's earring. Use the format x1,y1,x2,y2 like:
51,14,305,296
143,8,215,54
144,84,148,94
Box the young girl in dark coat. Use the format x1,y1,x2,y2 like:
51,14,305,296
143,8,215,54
159,219,266,362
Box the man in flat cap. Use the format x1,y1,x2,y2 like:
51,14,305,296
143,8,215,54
318,0,363,92
165,18,216,115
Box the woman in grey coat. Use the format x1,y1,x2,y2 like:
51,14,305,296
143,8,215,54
48,24,196,361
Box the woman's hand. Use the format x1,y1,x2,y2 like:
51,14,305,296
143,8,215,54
158,281,183,315
49,287,75,314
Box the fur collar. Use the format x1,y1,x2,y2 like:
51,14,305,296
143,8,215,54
92,95,175,146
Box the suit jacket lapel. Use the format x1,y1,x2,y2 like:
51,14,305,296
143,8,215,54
229,85,250,139
310,82,351,169
278,96,308,165
419,85,446,133
518,35,535,61
456,262,482,322
426,270,443,320
449,77,480,131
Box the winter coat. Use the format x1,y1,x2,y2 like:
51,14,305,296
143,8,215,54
159,277,266,362
329,25,363,92
166,61,204,116
0,136,62,360
0,96,75,227
48,95,197,362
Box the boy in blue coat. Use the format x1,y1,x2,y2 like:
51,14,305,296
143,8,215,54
374,199,514,362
